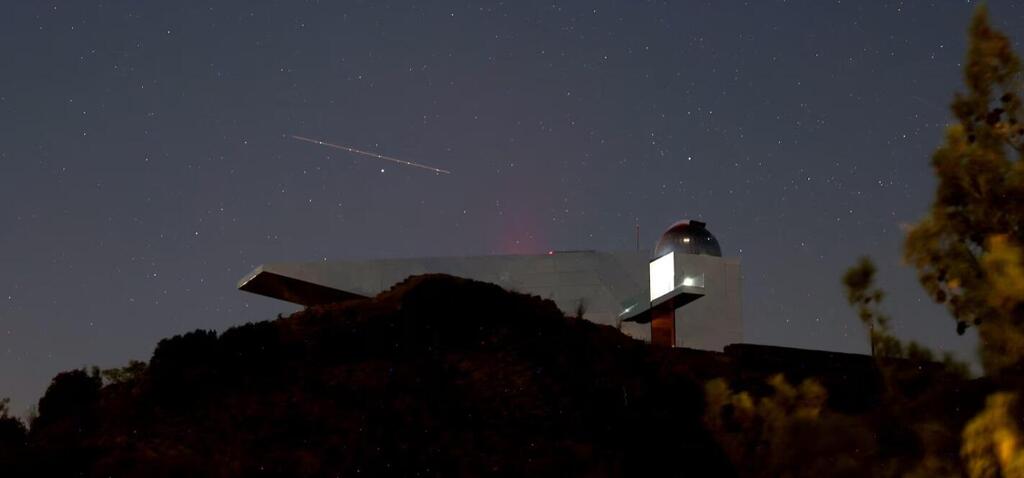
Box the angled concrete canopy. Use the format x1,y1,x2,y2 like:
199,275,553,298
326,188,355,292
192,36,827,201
238,266,366,306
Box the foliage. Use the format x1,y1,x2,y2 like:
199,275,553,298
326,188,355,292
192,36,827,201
842,257,901,358
32,369,101,429
962,392,1024,478
903,5,1024,377
704,375,876,478
26,369,102,476
100,360,147,386
0,397,27,472
842,257,967,374
839,7,1024,477
978,235,1024,379
914,10,1024,476
0,398,11,418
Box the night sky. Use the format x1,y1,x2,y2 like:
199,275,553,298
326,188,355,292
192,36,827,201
2,1,1022,413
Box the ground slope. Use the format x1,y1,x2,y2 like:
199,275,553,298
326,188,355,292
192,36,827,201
13,274,735,477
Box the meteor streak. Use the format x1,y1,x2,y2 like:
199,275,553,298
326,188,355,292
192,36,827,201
288,135,451,175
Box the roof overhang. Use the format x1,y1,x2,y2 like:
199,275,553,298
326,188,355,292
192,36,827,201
238,266,366,307
619,284,705,324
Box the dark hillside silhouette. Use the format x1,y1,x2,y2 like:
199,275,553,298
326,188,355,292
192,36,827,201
9,274,737,477
0,274,990,476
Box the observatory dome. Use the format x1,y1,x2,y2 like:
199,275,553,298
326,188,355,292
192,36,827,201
653,220,722,258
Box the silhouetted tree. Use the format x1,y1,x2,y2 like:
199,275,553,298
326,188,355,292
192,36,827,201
101,360,146,385
33,369,101,429
903,5,1024,378
844,6,1024,476
0,398,27,472
842,257,964,369
842,258,901,358
29,369,102,476
962,392,1024,478
704,375,876,478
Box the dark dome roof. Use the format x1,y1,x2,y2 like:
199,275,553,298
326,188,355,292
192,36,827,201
653,220,722,258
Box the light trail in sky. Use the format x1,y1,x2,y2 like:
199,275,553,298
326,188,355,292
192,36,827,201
288,134,451,175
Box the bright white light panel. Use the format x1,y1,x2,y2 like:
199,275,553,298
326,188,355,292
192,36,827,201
649,252,675,301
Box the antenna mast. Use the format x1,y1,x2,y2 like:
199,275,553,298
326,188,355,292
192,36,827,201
635,221,640,253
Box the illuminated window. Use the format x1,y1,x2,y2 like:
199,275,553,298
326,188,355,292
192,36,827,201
650,252,675,301
682,277,695,287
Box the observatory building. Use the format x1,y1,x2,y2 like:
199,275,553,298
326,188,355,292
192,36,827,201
238,220,742,350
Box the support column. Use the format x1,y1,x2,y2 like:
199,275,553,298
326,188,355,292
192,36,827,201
650,303,676,347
